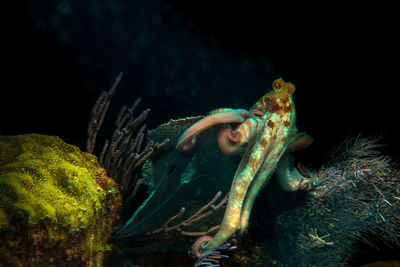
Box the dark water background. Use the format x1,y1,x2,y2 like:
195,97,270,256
1,0,400,264
2,0,400,168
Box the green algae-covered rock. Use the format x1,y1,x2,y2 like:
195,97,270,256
0,134,122,266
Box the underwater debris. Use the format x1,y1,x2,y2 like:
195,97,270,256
270,136,400,266
0,134,121,266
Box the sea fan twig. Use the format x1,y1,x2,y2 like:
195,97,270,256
87,72,122,154
149,191,229,237
86,73,169,200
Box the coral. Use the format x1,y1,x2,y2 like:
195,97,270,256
86,73,169,205
269,136,400,266
0,134,121,266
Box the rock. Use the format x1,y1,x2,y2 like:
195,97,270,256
0,134,121,266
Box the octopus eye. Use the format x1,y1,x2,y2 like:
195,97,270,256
273,81,281,89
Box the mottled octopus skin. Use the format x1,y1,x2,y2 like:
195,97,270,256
177,79,305,257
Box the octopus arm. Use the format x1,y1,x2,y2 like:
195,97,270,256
176,109,252,151
276,153,309,191
276,133,313,191
287,132,313,152
238,120,293,234
218,117,259,155
197,121,266,255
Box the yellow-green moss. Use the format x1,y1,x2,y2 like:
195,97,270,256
0,134,121,266
0,134,107,233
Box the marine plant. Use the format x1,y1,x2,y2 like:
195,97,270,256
268,136,400,266
0,73,167,266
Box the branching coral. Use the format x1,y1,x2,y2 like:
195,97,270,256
86,72,169,204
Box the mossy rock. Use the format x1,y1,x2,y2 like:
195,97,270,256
0,134,122,266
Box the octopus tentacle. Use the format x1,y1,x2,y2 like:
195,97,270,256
176,109,252,151
239,131,313,234
218,127,243,155
287,132,314,153
276,153,308,191
195,120,265,256
217,117,259,155
239,116,295,234
192,235,213,258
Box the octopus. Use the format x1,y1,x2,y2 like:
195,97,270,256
176,78,313,257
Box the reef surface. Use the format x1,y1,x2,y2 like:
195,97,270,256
0,134,121,266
